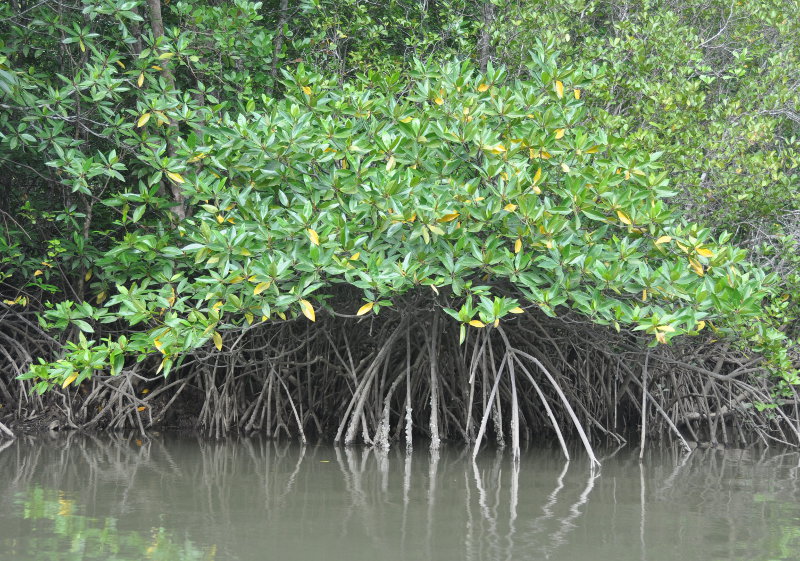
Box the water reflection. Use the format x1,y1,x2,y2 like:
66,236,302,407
0,434,798,561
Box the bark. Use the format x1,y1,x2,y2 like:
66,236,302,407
478,1,495,73
268,0,290,96
147,0,185,219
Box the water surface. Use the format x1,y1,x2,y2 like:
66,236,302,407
0,435,798,560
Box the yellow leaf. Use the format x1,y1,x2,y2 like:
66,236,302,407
642,289,648,302
655,331,667,344
253,281,271,295
299,299,315,322
399,116,413,123
560,162,570,173
532,185,542,195
655,235,672,245
616,210,632,225
503,203,517,212
533,167,542,184
307,228,320,246
137,73,144,87
574,88,581,100
585,145,600,154
34,269,43,277
62,373,78,389
509,307,524,314
434,97,444,105
696,247,714,258
350,252,361,261
555,80,564,99
689,258,704,276
428,224,445,236
166,171,185,184
216,214,224,224
116,60,125,69
555,128,565,139
302,86,312,95
530,148,551,159
137,406,146,412
656,325,675,333
485,143,506,154
357,302,374,316
514,238,522,254
137,112,151,128
438,212,460,223
141,388,150,394
212,331,223,351
96,291,106,304
493,318,500,327
469,320,486,328
500,172,508,181
151,65,162,71
696,320,706,331
386,155,396,171
477,83,490,92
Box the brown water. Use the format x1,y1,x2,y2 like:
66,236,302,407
0,434,798,561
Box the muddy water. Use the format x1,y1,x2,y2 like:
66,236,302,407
0,435,798,560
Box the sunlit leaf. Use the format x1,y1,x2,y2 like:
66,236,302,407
254,281,271,295
616,210,632,225
357,302,374,316
61,373,78,389
299,299,315,322
166,171,185,184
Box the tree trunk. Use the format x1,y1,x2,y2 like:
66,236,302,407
147,0,185,219
269,0,290,96
478,1,495,73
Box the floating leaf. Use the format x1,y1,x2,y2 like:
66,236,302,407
137,112,151,128
616,210,632,225
307,228,320,246
469,320,486,328
514,238,522,253
477,83,490,92
655,235,672,245
503,203,517,212
253,281,271,295
166,171,185,184
299,299,315,322
357,302,374,316
212,331,223,351
62,373,78,389
555,80,564,99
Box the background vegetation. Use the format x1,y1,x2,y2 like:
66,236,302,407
1,0,798,455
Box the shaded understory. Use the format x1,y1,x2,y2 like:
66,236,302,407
1,296,798,459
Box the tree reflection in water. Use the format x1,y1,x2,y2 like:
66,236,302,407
0,434,798,561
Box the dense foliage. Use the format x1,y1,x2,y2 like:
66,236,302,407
1,0,797,449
